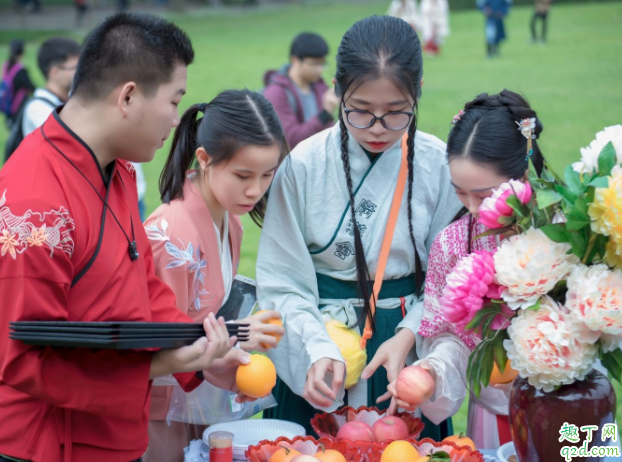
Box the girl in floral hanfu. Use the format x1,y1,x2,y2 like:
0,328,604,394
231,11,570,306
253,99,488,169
393,90,546,450
143,90,288,462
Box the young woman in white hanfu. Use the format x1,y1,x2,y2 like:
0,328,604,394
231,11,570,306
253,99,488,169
256,15,461,439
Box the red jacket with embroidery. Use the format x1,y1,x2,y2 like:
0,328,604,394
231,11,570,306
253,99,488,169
0,109,202,462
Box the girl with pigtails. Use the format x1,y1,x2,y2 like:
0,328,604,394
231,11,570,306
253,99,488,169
143,89,288,462
257,15,461,439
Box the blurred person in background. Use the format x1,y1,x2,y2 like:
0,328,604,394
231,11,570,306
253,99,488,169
263,32,338,149
531,0,551,44
420,0,450,56
5,37,81,160
387,0,420,31
478,0,511,58
1,39,35,128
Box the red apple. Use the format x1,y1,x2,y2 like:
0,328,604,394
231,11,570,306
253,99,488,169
395,365,435,406
371,416,410,442
336,421,374,441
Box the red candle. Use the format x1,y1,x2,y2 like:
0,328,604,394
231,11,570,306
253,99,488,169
209,431,234,462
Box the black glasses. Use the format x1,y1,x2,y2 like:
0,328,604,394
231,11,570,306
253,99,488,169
343,105,415,131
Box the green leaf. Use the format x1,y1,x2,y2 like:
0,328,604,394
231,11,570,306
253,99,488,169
527,159,540,188
498,215,516,225
540,224,570,243
493,340,508,374
465,306,499,332
589,176,609,189
566,211,591,231
564,165,583,194
480,343,495,389
554,185,578,204
536,189,563,209
587,234,610,264
568,231,588,257
575,197,588,215
543,160,564,184
609,348,622,373
597,142,617,177
600,353,622,384
526,299,542,311
505,195,525,217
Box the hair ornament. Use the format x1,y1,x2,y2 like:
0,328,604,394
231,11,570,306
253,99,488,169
452,110,464,126
516,117,537,140
198,103,208,113
517,117,537,163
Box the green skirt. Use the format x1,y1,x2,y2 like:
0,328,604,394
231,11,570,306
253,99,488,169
264,307,453,440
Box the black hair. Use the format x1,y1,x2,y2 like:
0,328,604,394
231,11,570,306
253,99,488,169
37,37,82,79
8,39,25,70
72,12,194,101
447,90,545,222
159,89,289,227
334,15,424,333
290,32,329,60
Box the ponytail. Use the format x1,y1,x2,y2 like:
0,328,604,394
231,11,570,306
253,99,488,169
8,39,25,70
159,103,204,203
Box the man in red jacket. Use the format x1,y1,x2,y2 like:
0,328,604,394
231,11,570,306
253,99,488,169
0,13,249,462
263,32,339,149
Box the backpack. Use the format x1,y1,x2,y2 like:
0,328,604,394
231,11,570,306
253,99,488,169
4,96,56,161
0,62,26,118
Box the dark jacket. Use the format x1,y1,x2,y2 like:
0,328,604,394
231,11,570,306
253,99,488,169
263,64,334,149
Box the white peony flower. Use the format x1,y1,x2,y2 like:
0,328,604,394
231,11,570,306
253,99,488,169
566,264,622,336
572,125,622,174
600,333,622,353
505,297,599,392
494,228,580,310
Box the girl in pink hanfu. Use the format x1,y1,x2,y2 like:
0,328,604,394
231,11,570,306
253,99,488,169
390,90,546,450
143,90,288,462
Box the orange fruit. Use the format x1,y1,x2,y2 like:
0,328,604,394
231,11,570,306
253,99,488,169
235,354,277,398
269,446,301,462
489,359,519,385
256,310,284,349
380,440,419,462
443,433,476,451
314,447,346,462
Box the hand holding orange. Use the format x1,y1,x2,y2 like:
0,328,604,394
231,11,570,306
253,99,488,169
254,310,284,349
235,354,277,398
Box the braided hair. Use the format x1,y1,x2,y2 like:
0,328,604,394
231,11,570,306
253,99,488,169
447,89,545,222
334,16,425,333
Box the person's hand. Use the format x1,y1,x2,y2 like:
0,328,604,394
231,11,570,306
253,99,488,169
202,347,252,394
491,381,512,393
384,359,437,414
361,329,416,406
149,313,233,379
237,310,285,352
304,358,346,408
322,89,340,114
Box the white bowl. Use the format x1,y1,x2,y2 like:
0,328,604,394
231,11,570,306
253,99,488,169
497,442,516,462
203,419,306,460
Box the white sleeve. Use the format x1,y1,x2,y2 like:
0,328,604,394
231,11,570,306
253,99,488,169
257,158,345,411
22,100,55,137
415,333,470,424
132,162,147,200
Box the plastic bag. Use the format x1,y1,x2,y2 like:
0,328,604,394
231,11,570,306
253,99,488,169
165,275,278,426
166,379,277,426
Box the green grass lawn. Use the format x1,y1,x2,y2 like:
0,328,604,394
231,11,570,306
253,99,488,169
1,0,621,437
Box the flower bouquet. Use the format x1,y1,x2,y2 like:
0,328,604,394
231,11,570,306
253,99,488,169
440,125,622,396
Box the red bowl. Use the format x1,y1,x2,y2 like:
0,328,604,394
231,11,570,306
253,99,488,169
310,406,425,455
245,435,361,462
366,438,485,462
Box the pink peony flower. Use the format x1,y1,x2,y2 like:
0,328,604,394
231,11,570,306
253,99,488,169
505,297,599,392
441,250,510,332
478,180,533,229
